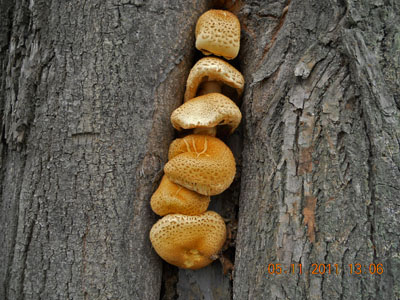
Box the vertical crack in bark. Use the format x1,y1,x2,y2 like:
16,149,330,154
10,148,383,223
3,0,36,150
0,0,16,297
362,104,379,294
159,264,178,300
1,1,33,298
19,198,39,299
156,3,245,299
2,157,25,300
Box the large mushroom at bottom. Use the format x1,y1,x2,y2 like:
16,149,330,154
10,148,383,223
149,211,226,269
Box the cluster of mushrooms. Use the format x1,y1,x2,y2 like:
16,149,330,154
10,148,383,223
150,10,244,270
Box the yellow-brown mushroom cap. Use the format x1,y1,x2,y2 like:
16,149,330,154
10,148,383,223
151,175,210,216
195,10,240,60
171,93,242,135
184,57,244,102
164,134,236,196
149,211,226,269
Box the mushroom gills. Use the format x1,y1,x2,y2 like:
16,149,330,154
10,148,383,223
184,57,244,102
170,93,242,137
199,49,212,56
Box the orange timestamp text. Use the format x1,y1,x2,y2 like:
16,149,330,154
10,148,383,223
266,263,384,275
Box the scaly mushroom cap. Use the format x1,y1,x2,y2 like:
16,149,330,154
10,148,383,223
184,57,244,102
150,211,226,269
195,10,240,60
164,134,236,196
171,93,242,135
151,175,210,216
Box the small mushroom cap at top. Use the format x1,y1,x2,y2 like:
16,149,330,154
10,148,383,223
184,57,244,102
171,93,242,135
164,134,236,196
151,175,210,216
149,211,226,269
195,9,240,60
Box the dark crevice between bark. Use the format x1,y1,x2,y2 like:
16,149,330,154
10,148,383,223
0,0,15,194
0,130,10,299
0,0,15,160
361,98,379,294
160,264,179,300
4,0,31,150
1,0,52,297
3,147,30,300
0,1,18,298
159,2,244,299
19,198,38,299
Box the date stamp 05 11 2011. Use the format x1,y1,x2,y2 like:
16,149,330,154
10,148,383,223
266,263,384,276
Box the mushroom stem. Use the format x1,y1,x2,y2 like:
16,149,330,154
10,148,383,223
193,127,217,137
197,81,222,96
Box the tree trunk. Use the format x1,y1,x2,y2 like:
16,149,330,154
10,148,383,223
235,0,400,299
0,1,399,300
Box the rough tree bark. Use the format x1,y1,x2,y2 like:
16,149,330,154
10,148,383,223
0,1,399,300
235,0,400,299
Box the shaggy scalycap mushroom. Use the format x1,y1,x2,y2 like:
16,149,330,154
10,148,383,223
184,57,244,102
164,134,236,196
151,175,210,216
171,93,242,135
195,10,240,60
150,211,226,269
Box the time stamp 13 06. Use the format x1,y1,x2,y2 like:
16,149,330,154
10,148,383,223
266,263,384,276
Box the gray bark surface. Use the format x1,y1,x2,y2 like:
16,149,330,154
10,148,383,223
235,0,400,299
0,0,207,299
0,0,399,300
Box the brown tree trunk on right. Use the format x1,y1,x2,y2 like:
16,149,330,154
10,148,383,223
234,0,400,299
